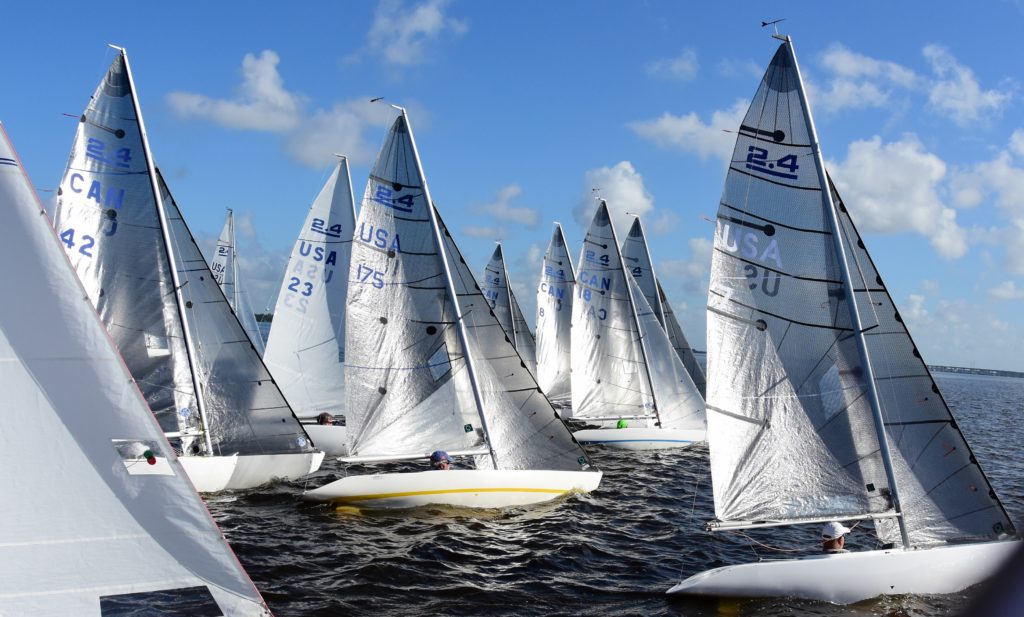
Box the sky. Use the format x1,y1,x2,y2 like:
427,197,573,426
4,1,1024,372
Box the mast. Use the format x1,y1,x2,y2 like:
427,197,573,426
605,202,663,428
397,106,499,469
119,47,214,456
227,208,239,309
338,155,359,223
497,243,521,348
784,35,911,549
631,216,667,326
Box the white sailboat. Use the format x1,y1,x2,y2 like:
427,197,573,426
264,157,357,456
535,223,575,407
210,209,266,355
570,202,706,450
303,108,601,508
668,35,1019,604
52,48,323,492
0,122,270,615
621,215,707,398
480,242,538,376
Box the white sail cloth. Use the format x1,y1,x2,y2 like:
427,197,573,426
535,224,574,406
210,210,266,355
705,40,1014,546
479,243,538,376
344,113,591,472
0,121,269,616
51,50,314,460
264,159,357,420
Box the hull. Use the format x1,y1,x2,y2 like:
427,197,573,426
667,539,1021,604
180,451,326,492
573,427,705,450
302,469,603,509
303,424,349,456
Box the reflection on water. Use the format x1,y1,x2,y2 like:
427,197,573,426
207,372,1023,616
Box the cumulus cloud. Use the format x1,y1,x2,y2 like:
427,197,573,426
814,43,919,113
828,135,967,259
478,185,539,227
715,58,763,79
462,225,505,240
900,296,1023,370
1011,129,1024,158
646,48,699,81
658,236,713,294
924,44,1011,126
628,99,747,162
168,50,397,169
168,51,304,132
573,161,655,234
364,0,468,67
988,280,1024,300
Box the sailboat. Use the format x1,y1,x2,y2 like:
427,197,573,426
264,156,358,456
52,47,323,492
210,208,267,355
668,35,1019,604
0,123,270,615
303,108,601,508
621,215,707,398
569,202,706,450
535,223,575,407
480,243,538,376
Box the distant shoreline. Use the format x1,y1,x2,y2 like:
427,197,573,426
929,366,1024,379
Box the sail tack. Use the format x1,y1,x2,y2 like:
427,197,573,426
210,210,266,355
705,39,1014,546
264,158,357,420
535,224,575,406
0,121,269,616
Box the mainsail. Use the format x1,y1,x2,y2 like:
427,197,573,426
344,110,590,472
480,243,538,376
210,209,266,355
535,223,575,406
705,38,1014,548
621,216,708,397
264,158,357,420
0,122,269,616
52,49,314,460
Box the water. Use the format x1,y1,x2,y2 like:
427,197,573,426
206,372,1023,616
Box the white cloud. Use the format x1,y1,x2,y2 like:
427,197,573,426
365,0,468,67
901,296,1023,370
646,48,699,81
628,99,747,162
573,161,655,234
820,43,918,86
813,44,919,114
462,225,504,239
659,236,713,294
906,293,928,320
923,44,1011,126
168,51,398,169
167,51,304,132
235,210,257,240
478,185,539,227
829,135,967,259
1011,129,1024,158
715,58,763,79
988,280,1024,300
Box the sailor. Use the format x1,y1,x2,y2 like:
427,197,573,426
316,412,335,426
821,521,852,553
616,418,628,429
429,450,452,470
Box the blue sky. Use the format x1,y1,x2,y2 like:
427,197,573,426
5,1,1024,371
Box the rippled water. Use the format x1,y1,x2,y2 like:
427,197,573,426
206,372,1024,616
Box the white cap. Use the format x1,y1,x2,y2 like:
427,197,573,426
821,521,851,539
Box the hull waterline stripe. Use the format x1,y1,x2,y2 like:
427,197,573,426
329,486,570,502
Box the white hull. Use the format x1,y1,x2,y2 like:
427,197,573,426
303,424,349,456
667,539,1021,604
180,451,326,492
573,427,705,450
302,469,603,509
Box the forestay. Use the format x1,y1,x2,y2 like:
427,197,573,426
0,122,269,616
210,210,266,355
535,223,574,406
705,40,1014,546
480,243,538,376
264,158,357,420
345,113,590,473
571,201,652,419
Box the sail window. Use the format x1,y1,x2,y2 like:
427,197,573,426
100,585,221,616
144,333,170,357
112,439,174,476
428,344,452,382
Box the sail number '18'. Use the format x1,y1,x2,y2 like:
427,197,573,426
745,146,799,180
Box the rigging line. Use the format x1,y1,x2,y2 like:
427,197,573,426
707,301,854,333
816,388,870,435
718,203,831,235
712,246,842,284
734,531,818,554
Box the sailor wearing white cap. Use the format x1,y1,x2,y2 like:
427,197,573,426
821,521,852,553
